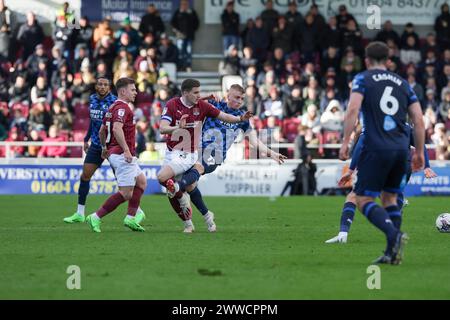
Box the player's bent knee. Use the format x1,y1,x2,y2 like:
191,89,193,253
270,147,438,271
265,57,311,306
120,190,133,201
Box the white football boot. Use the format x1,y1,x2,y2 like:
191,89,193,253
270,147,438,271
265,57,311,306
325,232,348,244
204,211,216,232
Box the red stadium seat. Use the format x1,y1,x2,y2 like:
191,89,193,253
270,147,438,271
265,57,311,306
73,130,86,142
12,103,30,118
136,102,152,120
68,146,83,158
74,103,90,119
282,118,301,142
73,118,90,130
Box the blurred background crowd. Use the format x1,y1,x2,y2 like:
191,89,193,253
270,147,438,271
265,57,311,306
0,0,449,160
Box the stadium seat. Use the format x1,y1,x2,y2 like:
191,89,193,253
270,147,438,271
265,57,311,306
74,103,90,119
73,118,90,130
136,102,152,120
161,62,177,82
12,103,30,118
282,118,301,142
222,75,243,94
68,146,83,158
73,130,86,142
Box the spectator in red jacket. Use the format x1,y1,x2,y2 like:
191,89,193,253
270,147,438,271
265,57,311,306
38,125,67,158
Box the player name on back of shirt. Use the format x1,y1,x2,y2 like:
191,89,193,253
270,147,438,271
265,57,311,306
372,73,402,86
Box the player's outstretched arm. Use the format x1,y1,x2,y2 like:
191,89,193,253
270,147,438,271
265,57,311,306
340,92,363,161
112,122,132,163
217,111,253,124
408,101,425,172
247,130,287,164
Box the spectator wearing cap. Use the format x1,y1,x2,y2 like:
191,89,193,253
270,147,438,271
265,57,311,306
72,16,93,58
400,22,420,49
170,0,200,72
139,4,165,39
114,17,141,54
271,16,293,54
221,1,240,54
159,33,178,64
435,3,450,50
0,0,16,61
246,17,270,65
260,0,279,34
17,12,44,61
375,20,400,47
38,125,67,158
335,5,357,31
25,44,49,80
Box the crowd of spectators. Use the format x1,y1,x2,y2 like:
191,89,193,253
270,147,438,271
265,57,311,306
219,0,450,160
0,0,449,160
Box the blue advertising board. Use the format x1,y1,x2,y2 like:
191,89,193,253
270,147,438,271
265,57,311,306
81,0,192,23
403,167,450,197
0,164,162,195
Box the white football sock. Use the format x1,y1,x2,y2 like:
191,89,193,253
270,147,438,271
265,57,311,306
77,204,85,216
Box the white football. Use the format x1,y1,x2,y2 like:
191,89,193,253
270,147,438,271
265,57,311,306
436,213,450,233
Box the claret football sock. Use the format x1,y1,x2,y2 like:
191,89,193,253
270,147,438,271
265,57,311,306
96,192,127,218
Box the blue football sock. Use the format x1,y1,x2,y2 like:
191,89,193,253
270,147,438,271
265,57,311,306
385,205,402,230
363,202,398,255
396,193,405,210
340,202,356,233
179,169,201,191
78,179,90,206
188,187,209,215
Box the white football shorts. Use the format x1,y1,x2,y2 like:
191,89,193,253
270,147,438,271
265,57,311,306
108,153,143,187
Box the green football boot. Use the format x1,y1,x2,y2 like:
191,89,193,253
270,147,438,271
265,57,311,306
86,214,102,233
63,213,85,223
124,216,145,232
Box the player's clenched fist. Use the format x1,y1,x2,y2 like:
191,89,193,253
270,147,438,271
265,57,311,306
178,114,189,129
240,111,253,121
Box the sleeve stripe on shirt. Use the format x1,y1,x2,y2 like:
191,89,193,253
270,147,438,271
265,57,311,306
161,115,172,122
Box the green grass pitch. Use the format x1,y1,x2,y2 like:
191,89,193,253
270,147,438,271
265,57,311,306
0,195,449,299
